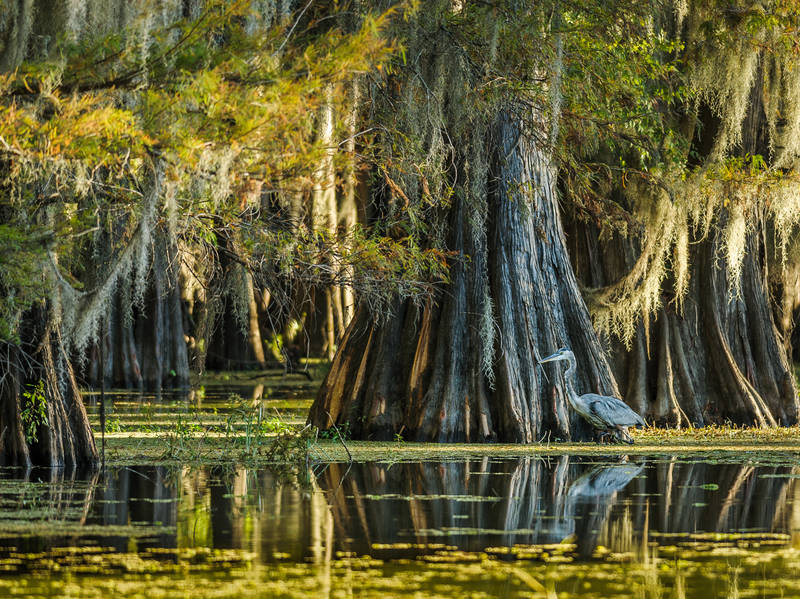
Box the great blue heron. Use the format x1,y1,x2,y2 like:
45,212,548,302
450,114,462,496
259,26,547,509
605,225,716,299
538,348,646,444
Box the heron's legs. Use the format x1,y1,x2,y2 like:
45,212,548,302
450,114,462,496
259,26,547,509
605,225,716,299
596,431,613,444
615,426,634,445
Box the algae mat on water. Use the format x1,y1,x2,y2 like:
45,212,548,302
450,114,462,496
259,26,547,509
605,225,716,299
102,427,800,466
1,541,800,598
30,378,800,598
1,453,800,597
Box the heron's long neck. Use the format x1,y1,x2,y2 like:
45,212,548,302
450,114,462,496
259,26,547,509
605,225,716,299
562,354,581,408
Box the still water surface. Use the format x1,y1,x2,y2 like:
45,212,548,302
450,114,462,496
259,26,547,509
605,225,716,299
2,454,800,597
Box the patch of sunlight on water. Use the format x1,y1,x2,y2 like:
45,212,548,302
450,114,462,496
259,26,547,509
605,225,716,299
82,370,316,434
1,454,800,596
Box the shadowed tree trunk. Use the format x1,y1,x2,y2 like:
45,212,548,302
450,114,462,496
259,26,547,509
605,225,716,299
205,245,269,371
572,216,797,427
136,231,191,389
772,237,800,364
567,56,798,428
82,229,191,390
0,303,97,468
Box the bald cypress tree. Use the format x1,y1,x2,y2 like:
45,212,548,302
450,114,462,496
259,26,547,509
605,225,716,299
568,4,800,427
309,2,628,441
311,1,800,440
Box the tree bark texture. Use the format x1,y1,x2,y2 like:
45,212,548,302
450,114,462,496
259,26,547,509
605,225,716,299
771,241,800,363
567,57,798,428
309,111,618,441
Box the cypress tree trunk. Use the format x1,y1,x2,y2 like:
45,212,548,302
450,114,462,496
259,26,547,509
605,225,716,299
135,231,191,389
489,112,617,441
80,229,191,390
0,303,97,468
0,342,32,467
772,240,800,363
309,110,618,442
571,216,798,427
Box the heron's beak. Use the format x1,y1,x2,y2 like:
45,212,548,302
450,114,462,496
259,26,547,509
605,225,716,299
538,352,563,364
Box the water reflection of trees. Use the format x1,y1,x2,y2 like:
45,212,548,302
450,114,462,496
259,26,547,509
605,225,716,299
0,466,100,552
642,458,796,535
1,456,797,565
177,466,328,562
91,466,178,550
315,457,799,557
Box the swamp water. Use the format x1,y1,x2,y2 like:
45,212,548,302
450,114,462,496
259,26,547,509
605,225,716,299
2,455,800,597
3,378,800,597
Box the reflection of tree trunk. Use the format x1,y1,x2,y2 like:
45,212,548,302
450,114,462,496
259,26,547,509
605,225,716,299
315,457,796,559
315,457,590,555
774,467,800,539
76,468,101,525
715,465,754,530
1,466,101,553
208,467,243,549
641,460,794,536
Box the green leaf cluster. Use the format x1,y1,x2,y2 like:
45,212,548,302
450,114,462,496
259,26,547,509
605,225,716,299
21,380,47,443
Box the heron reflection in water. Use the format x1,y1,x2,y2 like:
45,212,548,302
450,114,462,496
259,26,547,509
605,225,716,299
539,347,646,444
565,457,646,557
567,458,645,499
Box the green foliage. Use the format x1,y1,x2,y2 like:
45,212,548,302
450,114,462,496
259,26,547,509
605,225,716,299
318,420,351,441
502,3,685,229
540,1,800,341
163,410,208,460
104,414,122,434
4,0,797,359
156,392,313,463
223,395,276,456
20,380,47,443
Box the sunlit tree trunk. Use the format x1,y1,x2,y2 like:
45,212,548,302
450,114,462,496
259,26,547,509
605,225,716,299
309,108,617,441
312,86,344,361
245,272,268,369
338,80,361,327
